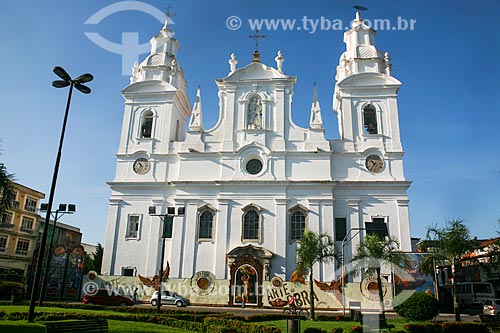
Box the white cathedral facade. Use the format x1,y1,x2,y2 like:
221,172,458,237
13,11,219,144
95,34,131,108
102,12,412,293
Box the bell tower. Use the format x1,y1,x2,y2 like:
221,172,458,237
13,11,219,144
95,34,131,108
114,17,190,181
333,12,405,181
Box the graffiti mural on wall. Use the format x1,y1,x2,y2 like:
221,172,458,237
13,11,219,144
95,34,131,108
63,246,85,298
46,245,67,298
43,245,85,300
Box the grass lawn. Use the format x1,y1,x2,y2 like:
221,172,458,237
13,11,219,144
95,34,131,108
262,318,408,332
0,305,414,333
0,319,194,333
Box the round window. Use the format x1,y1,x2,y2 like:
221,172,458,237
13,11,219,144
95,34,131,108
246,159,263,175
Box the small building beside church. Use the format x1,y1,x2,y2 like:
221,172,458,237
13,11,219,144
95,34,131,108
102,11,412,308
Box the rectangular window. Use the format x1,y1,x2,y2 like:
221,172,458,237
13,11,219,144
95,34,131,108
335,218,347,242
365,217,388,238
163,216,173,239
126,215,140,238
0,236,7,252
122,268,135,276
24,197,38,213
1,212,13,224
20,217,34,233
15,239,30,255
198,211,214,240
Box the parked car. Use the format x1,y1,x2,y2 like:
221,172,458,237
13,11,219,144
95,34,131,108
82,288,134,306
150,290,189,307
483,299,500,316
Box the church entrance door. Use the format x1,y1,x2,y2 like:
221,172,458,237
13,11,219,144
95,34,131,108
228,253,263,307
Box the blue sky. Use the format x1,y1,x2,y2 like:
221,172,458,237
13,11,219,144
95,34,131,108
0,0,499,245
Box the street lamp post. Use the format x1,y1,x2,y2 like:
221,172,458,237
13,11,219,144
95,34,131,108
148,206,184,314
38,203,76,305
27,67,92,322
341,227,365,317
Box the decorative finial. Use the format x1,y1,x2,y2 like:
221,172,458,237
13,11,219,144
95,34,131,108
229,53,238,73
310,82,323,129
189,85,203,131
384,52,392,76
275,50,284,72
312,82,318,103
251,50,261,63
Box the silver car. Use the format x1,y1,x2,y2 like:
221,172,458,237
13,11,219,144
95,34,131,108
150,290,189,307
483,299,500,316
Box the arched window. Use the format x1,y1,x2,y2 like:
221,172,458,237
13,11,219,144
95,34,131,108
363,104,378,134
290,210,306,241
243,209,260,241
141,110,154,138
198,210,214,240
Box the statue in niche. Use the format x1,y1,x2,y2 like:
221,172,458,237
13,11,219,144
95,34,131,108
247,97,263,129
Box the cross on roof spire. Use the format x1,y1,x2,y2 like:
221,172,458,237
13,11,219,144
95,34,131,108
165,4,176,18
249,29,266,51
353,0,368,12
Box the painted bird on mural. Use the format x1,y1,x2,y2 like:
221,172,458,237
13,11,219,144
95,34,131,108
138,261,170,290
290,269,307,284
314,277,343,292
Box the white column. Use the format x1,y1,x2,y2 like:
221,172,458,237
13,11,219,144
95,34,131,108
307,199,321,280
396,199,411,251
321,199,335,281
182,201,197,277
222,89,235,151
102,199,122,276
274,198,287,280
169,202,185,278
214,199,230,279
346,199,361,281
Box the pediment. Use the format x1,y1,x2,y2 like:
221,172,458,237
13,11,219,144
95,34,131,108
338,72,401,88
122,80,177,95
218,62,292,82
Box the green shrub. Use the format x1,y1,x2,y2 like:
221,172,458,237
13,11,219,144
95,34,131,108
315,315,350,322
304,328,326,333
441,322,489,333
394,292,439,321
403,323,442,333
203,316,281,333
330,329,343,333
350,326,364,333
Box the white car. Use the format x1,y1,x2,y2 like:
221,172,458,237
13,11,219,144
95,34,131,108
150,290,189,307
483,299,500,316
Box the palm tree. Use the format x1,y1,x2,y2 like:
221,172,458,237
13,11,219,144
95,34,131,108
296,229,338,320
351,234,408,319
419,219,476,321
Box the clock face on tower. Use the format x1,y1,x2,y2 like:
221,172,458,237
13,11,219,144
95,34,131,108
365,155,384,173
133,158,150,175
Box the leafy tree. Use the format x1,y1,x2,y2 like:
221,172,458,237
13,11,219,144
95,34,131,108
93,243,104,274
83,254,95,274
0,143,15,217
419,219,476,321
351,234,408,319
296,229,338,320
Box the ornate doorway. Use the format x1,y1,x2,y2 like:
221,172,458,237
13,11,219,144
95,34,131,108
227,245,273,307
